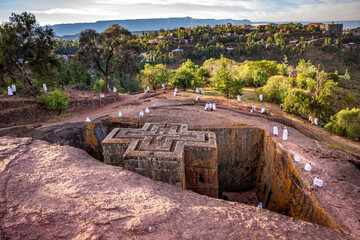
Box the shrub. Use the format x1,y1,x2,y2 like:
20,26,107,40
283,90,312,118
325,108,360,140
261,75,292,102
93,79,105,91
296,73,307,89
37,89,69,113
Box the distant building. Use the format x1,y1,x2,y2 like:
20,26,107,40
322,22,343,36
307,23,322,26
350,27,360,35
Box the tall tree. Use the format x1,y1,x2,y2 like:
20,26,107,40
0,12,58,96
78,24,135,93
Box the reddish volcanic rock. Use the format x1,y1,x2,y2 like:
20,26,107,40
0,136,351,239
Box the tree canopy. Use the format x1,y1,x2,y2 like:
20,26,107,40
78,24,138,93
0,12,58,95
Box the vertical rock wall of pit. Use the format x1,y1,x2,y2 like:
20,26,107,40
198,126,342,232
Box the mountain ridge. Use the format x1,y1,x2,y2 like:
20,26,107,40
51,17,360,38
51,17,252,36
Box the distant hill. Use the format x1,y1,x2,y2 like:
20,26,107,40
51,17,252,36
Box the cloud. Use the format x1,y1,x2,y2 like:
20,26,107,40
1,0,359,25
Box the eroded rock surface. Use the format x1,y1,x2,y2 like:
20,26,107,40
0,137,350,239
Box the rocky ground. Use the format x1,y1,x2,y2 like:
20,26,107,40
0,90,359,239
0,137,351,239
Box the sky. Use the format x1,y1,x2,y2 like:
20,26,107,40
0,0,359,25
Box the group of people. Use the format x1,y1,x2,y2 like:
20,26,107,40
7,84,16,96
308,115,319,126
196,87,204,95
249,104,266,114
204,102,216,111
272,126,288,140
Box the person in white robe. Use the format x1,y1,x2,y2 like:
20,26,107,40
237,95,241,102
250,108,253,113
175,87,178,93
11,84,16,95
139,110,144,116
86,117,91,122
43,83,47,92
196,96,200,101
313,177,323,187
212,103,216,111
204,103,209,111
252,104,256,111
259,94,263,102
147,86,150,92
208,103,213,111
118,111,122,117
283,127,288,140
305,163,312,172
7,86,13,96
174,91,177,96
113,87,117,92
295,155,301,162
314,118,319,126
145,107,150,113
162,83,166,90
196,88,199,93
273,126,278,136
261,107,265,114
257,202,263,208
309,115,313,123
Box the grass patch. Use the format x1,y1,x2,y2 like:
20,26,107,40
324,142,341,150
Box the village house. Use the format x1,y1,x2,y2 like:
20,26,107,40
321,22,343,36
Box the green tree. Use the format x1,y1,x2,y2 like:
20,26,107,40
140,63,169,90
171,59,198,90
213,62,242,97
196,67,211,85
261,75,292,102
283,90,313,117
325,108,360,140
78,24,136,93
0,12,59,95
252,69,267,87
311,67,338,118
69,59,90,85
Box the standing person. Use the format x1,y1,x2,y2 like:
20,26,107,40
280,103,283,111
309,116,313,123
259,94,263,102
283,127,288,141
237,95,241,102
11,84,16,95
7,86,13,96
43,83,47,93
212,103,216,111
196,88,199,93
273,126,278,136
314,118,319,126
